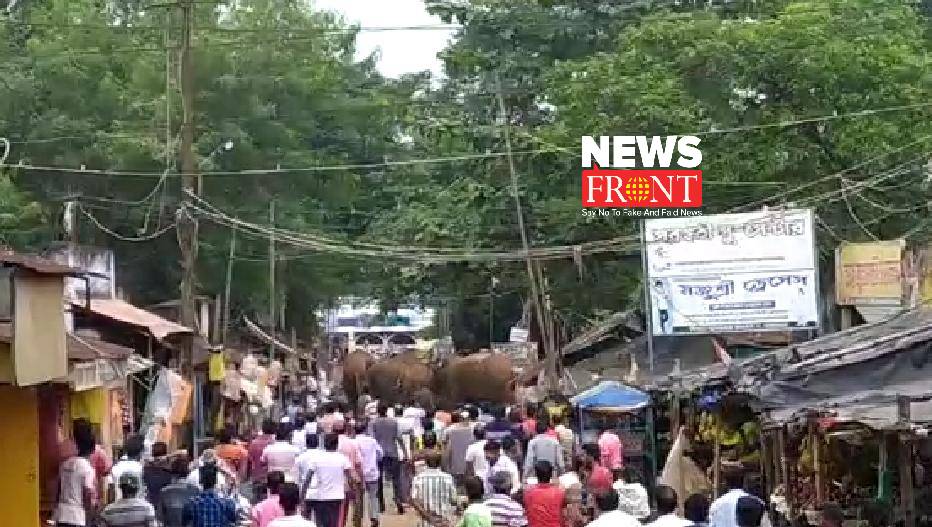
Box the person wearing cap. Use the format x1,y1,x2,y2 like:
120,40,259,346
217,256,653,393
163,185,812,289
99,473,157,527
483,471,528,527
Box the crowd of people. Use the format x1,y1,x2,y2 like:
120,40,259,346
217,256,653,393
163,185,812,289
51,399,776,527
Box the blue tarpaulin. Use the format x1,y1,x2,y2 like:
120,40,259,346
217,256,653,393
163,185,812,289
570,380,650,411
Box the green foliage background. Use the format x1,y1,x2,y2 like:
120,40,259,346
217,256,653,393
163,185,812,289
0,0,929,347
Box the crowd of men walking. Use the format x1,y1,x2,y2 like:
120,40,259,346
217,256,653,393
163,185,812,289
51,400,772,527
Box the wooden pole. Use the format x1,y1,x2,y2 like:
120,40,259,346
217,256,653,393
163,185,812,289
810,420,824,506
495,75,553,391
178,0,197,375
713,430,722,498
268,200,275,362
898,396,915,527
778,425,793,518
671,393,681,442
760,429,772,498
222,229,235,346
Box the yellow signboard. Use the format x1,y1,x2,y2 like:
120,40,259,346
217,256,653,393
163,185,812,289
835,240,904,306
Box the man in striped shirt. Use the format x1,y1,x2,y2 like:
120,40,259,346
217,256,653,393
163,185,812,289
410,451,458,527
484,471,528,527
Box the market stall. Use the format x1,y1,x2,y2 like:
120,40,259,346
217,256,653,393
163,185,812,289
739,308,932,527
570,381,657,486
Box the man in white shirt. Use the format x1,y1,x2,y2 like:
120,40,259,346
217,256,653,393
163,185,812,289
54,430,98,527
709,470,771,527
291,415,308,453
586,489,641,527
464,426,488,478
110,435,146,501
268,482,315,527
303,433,356,527
479,440,521,497
646,485,692,527
403,404,427,437
262,424,302,482
295,434,323,502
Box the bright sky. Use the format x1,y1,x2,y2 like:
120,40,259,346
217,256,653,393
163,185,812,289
312,0,455,78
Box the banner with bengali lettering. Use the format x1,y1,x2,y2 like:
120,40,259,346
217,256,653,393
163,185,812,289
834,240,904,306
645,209,819,335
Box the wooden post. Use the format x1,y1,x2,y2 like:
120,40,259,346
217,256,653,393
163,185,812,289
898,396,916,527
713,430,722,498
840,306,854,330
671,393,681,441
810,420,824,506
760,429,772,498
778,425,793,518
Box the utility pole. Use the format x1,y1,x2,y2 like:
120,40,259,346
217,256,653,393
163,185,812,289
488,275,495,346
222,229,235,346
178,0,198,369
494,75,556,391
268,200,276,362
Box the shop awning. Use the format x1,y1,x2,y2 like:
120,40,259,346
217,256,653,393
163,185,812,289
67,332,133,361
71,298,194,340
740,308,932,426
571,380,650,412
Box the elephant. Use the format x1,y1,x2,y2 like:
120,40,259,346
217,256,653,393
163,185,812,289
365,352,434,405
341,351,374,406
433,352,517,407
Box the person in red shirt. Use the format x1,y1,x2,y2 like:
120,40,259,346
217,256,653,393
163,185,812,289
523,460,566,527
521,404,537,439
248,419,278,483
581,443,613,495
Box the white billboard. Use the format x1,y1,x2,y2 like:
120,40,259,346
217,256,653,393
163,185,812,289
645,209,819,335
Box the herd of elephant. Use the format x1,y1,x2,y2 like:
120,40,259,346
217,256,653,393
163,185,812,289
340,350,518,409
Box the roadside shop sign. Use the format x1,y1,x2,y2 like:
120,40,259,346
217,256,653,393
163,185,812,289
644,209,818,335
835,240,904,306
492,341,538,369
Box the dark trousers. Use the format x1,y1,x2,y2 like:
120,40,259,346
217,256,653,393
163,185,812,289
377,456,404,511
309,499,344,527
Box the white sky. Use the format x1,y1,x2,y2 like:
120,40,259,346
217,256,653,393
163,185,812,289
312,0,454,78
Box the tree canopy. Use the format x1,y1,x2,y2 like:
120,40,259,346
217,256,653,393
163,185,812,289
0,0,929,346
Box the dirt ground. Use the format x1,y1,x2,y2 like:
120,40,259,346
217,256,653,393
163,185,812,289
379,509,421,527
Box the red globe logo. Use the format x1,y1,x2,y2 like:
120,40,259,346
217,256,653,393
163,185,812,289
624,175,651,203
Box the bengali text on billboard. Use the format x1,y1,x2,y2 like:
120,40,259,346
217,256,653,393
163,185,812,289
645,209,819,335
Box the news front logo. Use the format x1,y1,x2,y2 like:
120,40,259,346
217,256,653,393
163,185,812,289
581,135,703,218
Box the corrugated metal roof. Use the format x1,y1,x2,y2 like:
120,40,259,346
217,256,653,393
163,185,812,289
739,307,932,385
0,322,134,360
67,332,133,361
72,298,194,340
0,252,92,276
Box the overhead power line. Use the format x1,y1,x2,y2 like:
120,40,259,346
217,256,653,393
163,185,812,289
5,99,931,178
